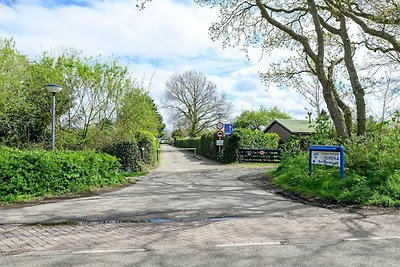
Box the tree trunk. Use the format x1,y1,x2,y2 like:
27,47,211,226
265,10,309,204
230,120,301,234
333,87,353,137
338,15,367,136
318,74,350,140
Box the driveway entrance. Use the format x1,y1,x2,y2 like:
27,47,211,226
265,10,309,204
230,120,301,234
0,145,399,266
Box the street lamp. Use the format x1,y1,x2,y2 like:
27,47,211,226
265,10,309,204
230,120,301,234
46,84,62,151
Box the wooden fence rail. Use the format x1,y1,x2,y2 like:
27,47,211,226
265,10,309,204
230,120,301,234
238,148,281,163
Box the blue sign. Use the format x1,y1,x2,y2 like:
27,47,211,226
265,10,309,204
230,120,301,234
308,145,345,179
224,124,233,135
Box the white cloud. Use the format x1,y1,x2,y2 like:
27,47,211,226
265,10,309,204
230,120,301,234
0,0,313,129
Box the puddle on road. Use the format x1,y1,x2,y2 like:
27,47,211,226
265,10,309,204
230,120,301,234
78,216,241,225
32,216,242,226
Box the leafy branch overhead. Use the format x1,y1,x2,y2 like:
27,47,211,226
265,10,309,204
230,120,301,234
189,0,399,140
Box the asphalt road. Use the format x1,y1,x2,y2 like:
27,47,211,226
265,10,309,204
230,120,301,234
0,145,399,266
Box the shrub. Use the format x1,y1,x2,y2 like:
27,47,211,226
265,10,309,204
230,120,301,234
174,137,201,149
101,141,144,172
235,128,280,149
135,131,159,166
273,129,400,206
0,147,125,203
175,129,280,163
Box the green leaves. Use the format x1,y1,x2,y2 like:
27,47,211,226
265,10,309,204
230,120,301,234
273,127,400,206
234,107,291,130
0,147,125,203
0,38,165,149
175,128,280,163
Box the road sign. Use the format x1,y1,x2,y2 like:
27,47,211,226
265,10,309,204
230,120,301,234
216,121,224,130
216,140,224,146
259,150,265,155
224,124,233,135
311,151,340,166
308,145,345,179
216,130,224,138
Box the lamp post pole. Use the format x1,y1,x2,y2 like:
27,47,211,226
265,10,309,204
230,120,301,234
51,92,56,151
46,84,62,151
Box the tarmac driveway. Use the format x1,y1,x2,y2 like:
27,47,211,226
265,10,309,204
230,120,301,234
0,145,399,266
0,145,332,224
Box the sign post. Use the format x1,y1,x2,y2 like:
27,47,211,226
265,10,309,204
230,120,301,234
215,122,225,153
308,145,345,179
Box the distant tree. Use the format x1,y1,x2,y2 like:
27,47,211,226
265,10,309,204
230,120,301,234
163,70,232,137
234,106,291,130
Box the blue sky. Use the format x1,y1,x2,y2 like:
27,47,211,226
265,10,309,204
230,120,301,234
0,0,312,128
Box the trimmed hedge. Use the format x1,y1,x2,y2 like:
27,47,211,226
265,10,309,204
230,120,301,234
101,131,160,172
174,137,200,149
135,131,159,166
0,147,125,203
175,129,280,163
101,141,143,172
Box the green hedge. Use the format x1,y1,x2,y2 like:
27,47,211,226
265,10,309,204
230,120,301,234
174,137,201,149
0,147,125,203
175,129,280,163
135,131,159,166
101,131,159,172
101,141,143,172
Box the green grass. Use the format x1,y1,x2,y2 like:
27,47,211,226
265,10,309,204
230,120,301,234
272,153,400,207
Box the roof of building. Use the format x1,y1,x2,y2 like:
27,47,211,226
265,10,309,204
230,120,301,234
265,119,316,134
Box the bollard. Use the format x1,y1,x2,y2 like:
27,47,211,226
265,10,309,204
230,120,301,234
140,147,145,159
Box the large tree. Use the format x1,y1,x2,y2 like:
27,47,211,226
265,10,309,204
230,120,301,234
163,70,232,137
198,0,367,139
0,38,32,145
138,0,400,140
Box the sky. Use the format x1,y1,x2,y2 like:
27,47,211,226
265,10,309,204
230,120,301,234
0,0,315,129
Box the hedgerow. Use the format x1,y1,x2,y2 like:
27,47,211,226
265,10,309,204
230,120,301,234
175,129,280,163
0,147,126,203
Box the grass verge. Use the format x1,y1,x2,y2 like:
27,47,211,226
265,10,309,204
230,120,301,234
272,153,400,207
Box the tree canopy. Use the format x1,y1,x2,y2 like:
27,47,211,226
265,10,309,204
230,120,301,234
0,38,164,148
163,70,232,137
234,107,291,130
130,0,400,140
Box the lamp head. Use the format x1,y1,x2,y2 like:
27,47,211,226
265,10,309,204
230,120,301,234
46,84,62,93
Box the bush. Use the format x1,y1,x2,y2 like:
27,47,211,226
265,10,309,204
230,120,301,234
175,129,280,163
273,127,400,206
235,129,280,148
135,131,159,166
174,137,201,149
0,147,125,203
100,131,160,172
101,141,144,172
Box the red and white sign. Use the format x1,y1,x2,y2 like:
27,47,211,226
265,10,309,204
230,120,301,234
216,130,224,138
259,150,265,155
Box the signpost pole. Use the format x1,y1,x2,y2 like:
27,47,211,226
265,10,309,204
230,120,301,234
308,149,312,175
340,148,345,179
